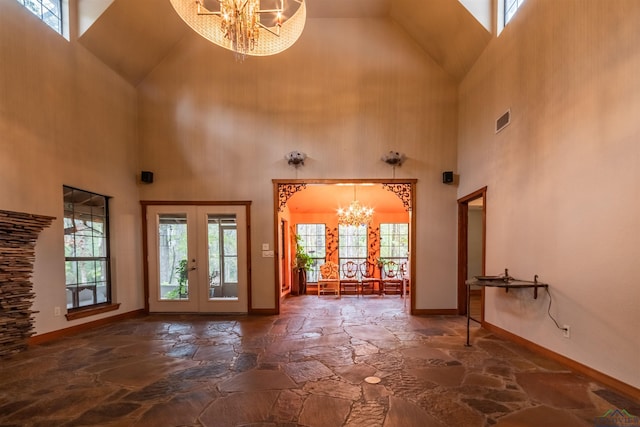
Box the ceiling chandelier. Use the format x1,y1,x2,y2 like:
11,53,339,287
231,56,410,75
169,0,306,59
337,186,374,227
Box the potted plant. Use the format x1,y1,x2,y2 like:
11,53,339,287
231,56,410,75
293,235,313,295
376,257,389,268
376,257,392,279
166,259,188,299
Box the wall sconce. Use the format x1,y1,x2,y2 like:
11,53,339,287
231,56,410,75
381,151,406,167
286,151,306,168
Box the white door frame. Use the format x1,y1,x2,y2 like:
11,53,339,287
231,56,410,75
142,201,252,314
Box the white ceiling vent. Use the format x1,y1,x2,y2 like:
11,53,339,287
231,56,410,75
496,109,511,133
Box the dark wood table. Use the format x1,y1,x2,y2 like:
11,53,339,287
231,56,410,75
465,275,549,346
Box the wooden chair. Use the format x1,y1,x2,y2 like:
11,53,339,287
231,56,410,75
340,261,360,296
382,260,403,295
400,262,410,296
318,261,340,297
360,261,381,295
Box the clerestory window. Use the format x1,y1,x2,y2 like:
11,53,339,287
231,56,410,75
15,0,63,35
504,0,526,25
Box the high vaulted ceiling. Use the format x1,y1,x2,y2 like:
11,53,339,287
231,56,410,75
77,0,492,86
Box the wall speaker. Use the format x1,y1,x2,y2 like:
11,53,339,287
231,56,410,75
141,171,154,184
442,171,454,184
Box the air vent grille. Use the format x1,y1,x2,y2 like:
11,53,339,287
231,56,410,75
496,109,511,133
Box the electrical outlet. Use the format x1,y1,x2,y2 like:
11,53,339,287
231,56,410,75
563,325,570,338
54,306,61,316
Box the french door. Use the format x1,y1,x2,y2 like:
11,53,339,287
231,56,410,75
147,205,248,313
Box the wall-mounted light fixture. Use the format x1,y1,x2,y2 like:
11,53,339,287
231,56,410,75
286,151,306,168
381,151,406,167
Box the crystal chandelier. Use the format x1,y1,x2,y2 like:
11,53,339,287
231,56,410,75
217,0,262,55
337,187,374,227
170,0,306,59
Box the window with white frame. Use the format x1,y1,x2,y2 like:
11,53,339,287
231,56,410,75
379,223,409,264
63,186,111,310
15,0,63,34
296,223,326,283
338,225,367,279
504,0,526,25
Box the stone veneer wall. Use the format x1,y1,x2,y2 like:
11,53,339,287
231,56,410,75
0,210,54,356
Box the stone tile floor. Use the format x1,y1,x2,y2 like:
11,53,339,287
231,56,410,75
0,296,638,426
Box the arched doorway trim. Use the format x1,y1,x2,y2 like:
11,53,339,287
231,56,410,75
382,183,412,211
273,178,417,314
277,183,307,212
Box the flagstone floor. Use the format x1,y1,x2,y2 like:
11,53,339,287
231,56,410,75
0,296,637,427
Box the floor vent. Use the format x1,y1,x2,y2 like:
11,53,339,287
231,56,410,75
496,109,511,133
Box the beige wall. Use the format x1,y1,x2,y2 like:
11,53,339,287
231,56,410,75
137,18,459,310
458,1,640,388
0,2,142,334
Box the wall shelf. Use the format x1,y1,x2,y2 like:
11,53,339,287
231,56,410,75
465,272,549,346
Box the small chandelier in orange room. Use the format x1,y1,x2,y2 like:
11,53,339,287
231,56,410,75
169,0,306,60
337,186,374,227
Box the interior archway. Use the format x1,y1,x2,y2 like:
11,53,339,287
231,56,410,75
273,179,416,313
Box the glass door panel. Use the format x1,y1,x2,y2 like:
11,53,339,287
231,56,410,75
222,225,238,299
207,215,238,300
207,216,222,298
158,213,189,300
198,206,247,313
148,207,198,312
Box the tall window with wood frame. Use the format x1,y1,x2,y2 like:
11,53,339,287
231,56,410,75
63,186,111,310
